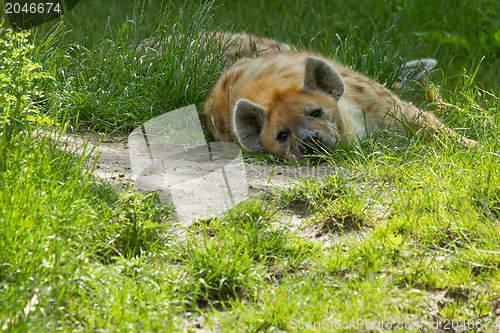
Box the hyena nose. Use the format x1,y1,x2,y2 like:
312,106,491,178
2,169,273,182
298,131,323,155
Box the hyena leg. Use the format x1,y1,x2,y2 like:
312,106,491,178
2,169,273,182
395,60,479,148
396,58,437,85
412,109,479,148
392,58,443,111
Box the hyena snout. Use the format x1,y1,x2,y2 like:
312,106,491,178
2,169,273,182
298,131,326,155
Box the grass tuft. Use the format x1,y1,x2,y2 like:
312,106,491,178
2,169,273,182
93,190,174,262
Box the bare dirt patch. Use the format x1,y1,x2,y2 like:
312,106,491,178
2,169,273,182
62,132,381,242
65,133,339,191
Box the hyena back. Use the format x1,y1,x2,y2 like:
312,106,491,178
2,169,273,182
138,31,295,67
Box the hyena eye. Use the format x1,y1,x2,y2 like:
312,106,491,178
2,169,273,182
277,131,289,142
310,108,322,118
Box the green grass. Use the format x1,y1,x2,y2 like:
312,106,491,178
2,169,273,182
1,0,500,332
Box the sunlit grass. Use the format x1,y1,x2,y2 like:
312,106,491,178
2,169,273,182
1,0,499,331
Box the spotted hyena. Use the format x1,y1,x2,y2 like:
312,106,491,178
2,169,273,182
203,47,477,160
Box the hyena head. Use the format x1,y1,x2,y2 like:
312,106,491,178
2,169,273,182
232,56,345,160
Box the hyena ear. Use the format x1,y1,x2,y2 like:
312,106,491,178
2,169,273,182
233,99,266,151
304,56,344,100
